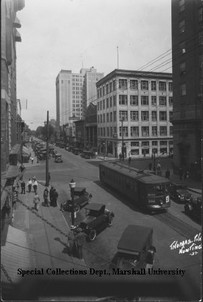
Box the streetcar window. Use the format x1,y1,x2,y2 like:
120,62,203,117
149,184,166,194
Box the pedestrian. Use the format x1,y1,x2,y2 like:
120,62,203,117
43,186,49,207
31,157,34,164
156,161,161,176
52,189,58,207
74,228,87,259
33,192,40,211
21,180,26,194
49,186,54,206
119,153,122,161
33,179,38,193
19,164,25,173
145,246,156,270
67,230,75,255
27,178,32,193
128,156,132,165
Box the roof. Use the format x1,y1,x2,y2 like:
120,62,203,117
84,203,105,211
117,225,153,253
74,187,86,193
100,162,169,185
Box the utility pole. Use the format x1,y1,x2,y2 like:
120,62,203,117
46,111,49,186
69,179,76,228
121,118,124,160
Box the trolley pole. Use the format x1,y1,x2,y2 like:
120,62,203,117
45,111,49,186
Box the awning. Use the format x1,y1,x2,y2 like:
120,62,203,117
6,166,19,179
22,146,30,156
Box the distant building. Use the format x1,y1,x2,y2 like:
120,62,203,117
96,69,173,158
171,0,202,177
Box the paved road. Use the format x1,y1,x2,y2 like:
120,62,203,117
24,147,202,300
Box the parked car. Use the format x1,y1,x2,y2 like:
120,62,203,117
110,225,156,270
184,196,202,221
168,183,192,203
61,187,92,213
81,151,95,159
55,154,63,163
77,203,114,241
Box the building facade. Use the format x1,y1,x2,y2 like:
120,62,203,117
171,0,202,177
1,0,25,172
96,69,173,158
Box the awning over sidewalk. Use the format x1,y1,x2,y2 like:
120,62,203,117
22,146,30,156
5,165,19,179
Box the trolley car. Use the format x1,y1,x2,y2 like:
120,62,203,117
99,162,170,212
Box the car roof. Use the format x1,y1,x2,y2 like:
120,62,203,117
74,187,86,192
117,225,153,253
84,203,105,211
55,154,62,157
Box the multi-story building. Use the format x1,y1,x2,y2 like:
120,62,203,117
83,67,104,118
96,69,173,158
1,0,25,172
171,0,202,177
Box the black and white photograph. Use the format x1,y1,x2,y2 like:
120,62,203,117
1,0,202,300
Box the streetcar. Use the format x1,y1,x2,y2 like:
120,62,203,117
99,162,170,212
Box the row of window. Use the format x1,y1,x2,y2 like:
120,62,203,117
97,95,173,110
97,79,173,97
98,126,173,137
97,110,173,123
179,7,203,34
130,140,173,147
130,147,173,156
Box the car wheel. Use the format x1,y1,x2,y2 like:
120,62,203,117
88,229,96,241
184,204,190,215
107,215,113,226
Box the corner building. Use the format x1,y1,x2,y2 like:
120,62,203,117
171,0,202,175
96,69,173,158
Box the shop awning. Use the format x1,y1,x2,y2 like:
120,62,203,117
5,166,19,179
22,146,30,156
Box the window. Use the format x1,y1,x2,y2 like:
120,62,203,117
119,95,128,105
159,81,166,91
160,126,167,136
107,127,109,136
179,0,185,12
100,101,102,110
113,80,116,91
113,111,116,122
141,96,149,105
130,95,138,106
109,82,112,92
151,96,157,106
103,86,105,96
106,84,109,94
160,141,167,146
100,115,102,123
180,83,186,95
142,141,149,146
152,141,158,146
130,127,139,137
106,98,109,108
180,62,186,75
130,80,138,90
131,149,139,155
130,111,139,121
131,142,139,147
169,97,173,106
169,82,173,92
159,96,167,106
152,126,157,136
159,111,167,121
170,126,173,136
110,97,112,107
119,126,128,137
110,112,113,122
110,127,113,137
141,111,149,121
160,148,167,155
97,102,99,111
103,113,105,123
119,111,128,121
151,81,156,91
152,111,157,121
169,111,173,122
113,95,116,106
179,20,185,33
141,80,149,90
141,127,149,137
103,100,105,109
107,113,109,122
119,79,127,90
103,128,105,136
180,41,186,54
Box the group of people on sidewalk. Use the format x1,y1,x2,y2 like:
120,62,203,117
43,186,58,207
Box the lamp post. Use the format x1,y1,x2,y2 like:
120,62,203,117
152,149,156,173
121,118,124,160
45,111,49,186
69,179,76,228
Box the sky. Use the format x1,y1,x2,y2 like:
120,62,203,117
16,0,172,130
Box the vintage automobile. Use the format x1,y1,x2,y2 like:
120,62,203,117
168,182,192,203
184,196,202,221
55,154,63,163
61,187,92,213
77,203,114,241
81,151,95,159
111,225,156,270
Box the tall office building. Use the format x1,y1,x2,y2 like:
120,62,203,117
96,69,173,158
171,0,202,174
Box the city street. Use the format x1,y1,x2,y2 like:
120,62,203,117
24,147,202,300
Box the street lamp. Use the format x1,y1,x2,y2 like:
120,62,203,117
69,179,76,229
120,118,124,160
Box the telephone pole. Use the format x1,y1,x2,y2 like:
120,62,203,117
46,111,49,186
121,118,124,160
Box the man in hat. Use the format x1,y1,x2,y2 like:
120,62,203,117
74,228,87,259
